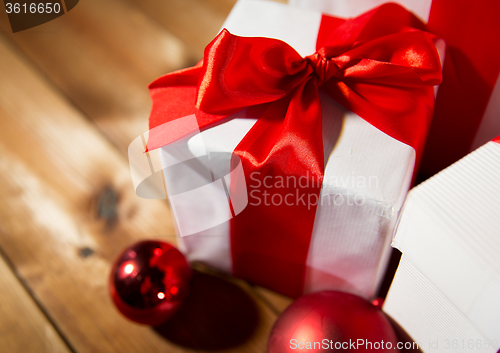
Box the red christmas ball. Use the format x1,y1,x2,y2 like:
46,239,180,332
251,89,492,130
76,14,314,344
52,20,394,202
268,291,399,352
109,240,191,326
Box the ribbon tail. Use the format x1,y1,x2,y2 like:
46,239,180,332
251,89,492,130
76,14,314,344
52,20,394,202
147,63,228,151
230,79,324,298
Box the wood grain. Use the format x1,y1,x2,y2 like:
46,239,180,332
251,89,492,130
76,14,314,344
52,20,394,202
0,35,276,352
0,0,197,154
0,0,288,156
0,253,71,353
129,0,229,59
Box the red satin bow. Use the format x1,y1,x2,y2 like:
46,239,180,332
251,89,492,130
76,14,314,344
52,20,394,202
148,3,442,297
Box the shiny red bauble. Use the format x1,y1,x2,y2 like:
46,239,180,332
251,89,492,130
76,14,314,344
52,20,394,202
109,240,191,326
268,291,399,352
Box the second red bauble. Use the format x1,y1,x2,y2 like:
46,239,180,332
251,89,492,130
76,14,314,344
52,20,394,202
268,291,399,352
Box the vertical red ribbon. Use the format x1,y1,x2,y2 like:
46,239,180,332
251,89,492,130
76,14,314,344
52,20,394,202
421,0,500,176
230,81,325,297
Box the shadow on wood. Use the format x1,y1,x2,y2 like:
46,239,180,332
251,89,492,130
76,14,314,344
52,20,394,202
153,270,259,350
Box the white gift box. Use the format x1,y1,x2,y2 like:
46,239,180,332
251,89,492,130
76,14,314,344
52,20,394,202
156,0,443,299
383,138,500,352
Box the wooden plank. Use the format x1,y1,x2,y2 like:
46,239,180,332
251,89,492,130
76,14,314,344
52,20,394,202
0,253,71,353
200,0,288,13
0,0,198,154
0,35,276,352
0,0,289,157
129,0,228,59
253,287,293,315
200,0,239,18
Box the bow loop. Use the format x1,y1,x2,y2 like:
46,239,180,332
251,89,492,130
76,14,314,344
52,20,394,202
194,29,312,116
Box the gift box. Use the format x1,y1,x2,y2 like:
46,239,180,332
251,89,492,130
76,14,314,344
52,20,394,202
383,136,500,352
290,0,500,178
141,0,443,299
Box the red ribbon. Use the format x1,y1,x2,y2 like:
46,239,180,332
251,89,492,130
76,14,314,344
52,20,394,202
422,0,500,176
148,3,442,297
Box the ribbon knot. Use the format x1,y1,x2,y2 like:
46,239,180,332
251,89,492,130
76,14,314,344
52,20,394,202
306,50,339,84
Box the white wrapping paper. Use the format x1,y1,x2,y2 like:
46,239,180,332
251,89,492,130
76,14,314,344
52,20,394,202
384,140,500,352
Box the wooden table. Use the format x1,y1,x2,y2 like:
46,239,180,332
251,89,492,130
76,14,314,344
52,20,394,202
0,1,292,352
